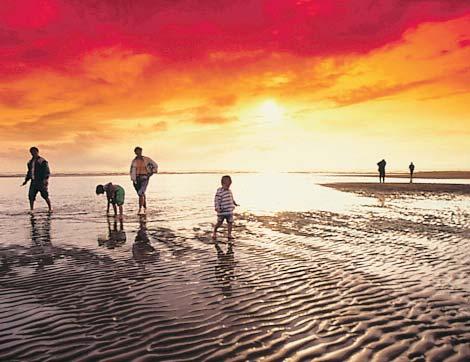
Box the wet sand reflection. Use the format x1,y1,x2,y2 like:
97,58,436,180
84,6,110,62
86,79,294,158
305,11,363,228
97,218,127,249
132,215,159,263
214,242,236,297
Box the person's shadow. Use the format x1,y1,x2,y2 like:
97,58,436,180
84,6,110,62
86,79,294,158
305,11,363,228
214,242,236,297
132,215,159,263
98,218,127,249
30,214,54,270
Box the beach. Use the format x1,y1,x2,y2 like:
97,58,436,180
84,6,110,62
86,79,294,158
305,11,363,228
322,182,470,196
1,174,469,361
328,171,470,180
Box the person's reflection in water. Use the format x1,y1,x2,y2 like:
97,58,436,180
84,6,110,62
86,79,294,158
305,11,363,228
132,215,158,262
378,194,386,207
214,242,235,297
30,214,54,270
98,218,127,249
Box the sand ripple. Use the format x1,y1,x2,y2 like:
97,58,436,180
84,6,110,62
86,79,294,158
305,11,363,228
1,201,470,361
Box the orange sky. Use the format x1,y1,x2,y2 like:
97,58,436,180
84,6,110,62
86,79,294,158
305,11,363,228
0,1,469,173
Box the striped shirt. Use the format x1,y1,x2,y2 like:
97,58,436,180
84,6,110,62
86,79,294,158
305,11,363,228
214,187,236,215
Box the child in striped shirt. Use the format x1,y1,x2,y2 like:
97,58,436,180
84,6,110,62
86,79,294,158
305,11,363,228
213,175,239,241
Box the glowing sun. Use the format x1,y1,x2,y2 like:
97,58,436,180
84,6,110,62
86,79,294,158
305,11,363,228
259,99,284,123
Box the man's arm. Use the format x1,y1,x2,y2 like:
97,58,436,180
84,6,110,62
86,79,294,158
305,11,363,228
43,160,50,180
130,160,136,182
41,160,50,186
21,162,32,186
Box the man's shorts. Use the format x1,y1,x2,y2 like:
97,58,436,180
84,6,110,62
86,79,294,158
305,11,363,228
113,186,125,206
29,180,49,201
133,175,149,196
218,213,234,223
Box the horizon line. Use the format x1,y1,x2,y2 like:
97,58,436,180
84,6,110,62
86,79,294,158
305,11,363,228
1,170,470,178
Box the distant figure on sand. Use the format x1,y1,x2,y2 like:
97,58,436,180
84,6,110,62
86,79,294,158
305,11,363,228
377,159,386,183
96,183,125,218
21,147,52,212
130,147,158,215
409,162,415,183
213,175,239,241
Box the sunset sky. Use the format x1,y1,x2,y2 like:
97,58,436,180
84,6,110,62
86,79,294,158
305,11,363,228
1,0,469,173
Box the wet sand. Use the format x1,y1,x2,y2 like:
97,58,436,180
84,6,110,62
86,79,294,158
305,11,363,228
1,211,469,361
323,182,470,196
1,175,469,361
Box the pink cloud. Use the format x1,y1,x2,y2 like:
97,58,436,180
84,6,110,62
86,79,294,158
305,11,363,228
0,0,469,76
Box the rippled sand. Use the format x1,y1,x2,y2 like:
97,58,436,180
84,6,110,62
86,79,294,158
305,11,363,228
0,175,469,361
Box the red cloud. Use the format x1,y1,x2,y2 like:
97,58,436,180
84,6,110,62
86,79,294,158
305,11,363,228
1,0,469,75
0,0,59,29
459,39,470,48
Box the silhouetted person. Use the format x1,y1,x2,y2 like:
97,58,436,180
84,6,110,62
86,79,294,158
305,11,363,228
21,147,52,212
130,147,158,215
377,159,386,183
409,162,415,183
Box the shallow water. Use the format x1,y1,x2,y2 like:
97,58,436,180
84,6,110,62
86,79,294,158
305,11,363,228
0,174,469,361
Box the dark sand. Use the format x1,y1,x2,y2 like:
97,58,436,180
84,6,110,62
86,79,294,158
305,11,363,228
322,182,470,196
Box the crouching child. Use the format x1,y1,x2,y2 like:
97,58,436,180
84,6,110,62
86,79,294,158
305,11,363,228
96,183,125,219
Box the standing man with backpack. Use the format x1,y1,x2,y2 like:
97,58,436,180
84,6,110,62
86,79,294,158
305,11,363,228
130,147,158,215
21,147,52,212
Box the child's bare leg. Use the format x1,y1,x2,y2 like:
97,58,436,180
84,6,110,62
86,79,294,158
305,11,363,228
227,222,233,239
118,205,123,219
212,220,223,240
113,204,118,216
